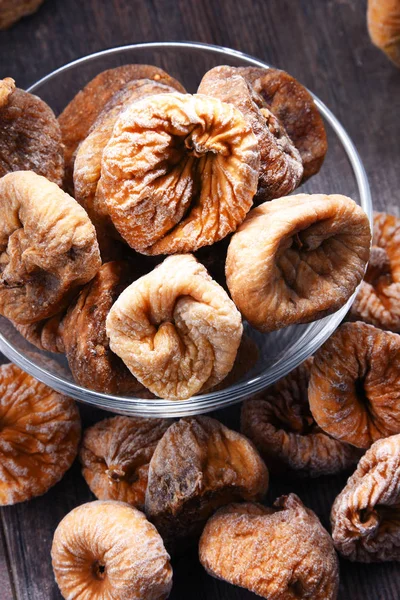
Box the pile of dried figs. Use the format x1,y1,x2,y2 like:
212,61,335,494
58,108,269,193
0,62,400,599
0,64,374,400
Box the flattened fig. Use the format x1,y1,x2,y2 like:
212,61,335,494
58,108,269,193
74,78,180,256
0,363,80,505
98,93,260,254
331,433,400,562
106,255,243,400
198,65,303,202
145,416,268,550
58,64,185,192
350,211,400,332
0,78,64,186
241,359,362,477
199,495,339,599
0,171,101,324
51,500,172,600
309,321,400,448
63,261,144,395
238,66,328,181
226,193,371,332
80,416,171,509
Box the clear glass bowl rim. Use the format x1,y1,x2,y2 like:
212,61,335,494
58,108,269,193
0,41,372,417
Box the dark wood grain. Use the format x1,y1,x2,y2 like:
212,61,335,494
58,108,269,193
0,0,399,599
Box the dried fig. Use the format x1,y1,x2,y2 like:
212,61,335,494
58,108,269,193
238,66,328,181
58,64,185,192
0,363,80,505
309,321,400,449
98,92,260,254
0,78,64,186
199,495,339,599
145,415,268,550
241,359,362,477
106,255,243,400
331,433,400,562
350,211,400,332
226,193,371,332
51,500,172,600
0,0,44,30
198,66,303,203
74,80,179,253
0,171,101,324
80,416,171,508
62,261,145,395
368,0,400,67
12,311,65,353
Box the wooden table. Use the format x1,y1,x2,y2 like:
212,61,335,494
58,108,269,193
0,0,399,598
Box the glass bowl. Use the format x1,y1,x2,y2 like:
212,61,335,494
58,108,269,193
0,42,372,417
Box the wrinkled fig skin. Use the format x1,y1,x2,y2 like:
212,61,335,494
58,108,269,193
241,359,362,477
74,78,179,258
106,255,243,400
198,66,303,203
0,78,64,186
309,321,400,449
350,211,400,332
51,501,173,600
63,261,145,395
0,171,101,324
12,311,65,353
238,66,328,181
145,416,268,551
80,416,172,509
331,434,400,562
98,93,260,255
226,193,371,332
199,495,339,600
58,64,186,193
0,363,81,505
0,0,44,29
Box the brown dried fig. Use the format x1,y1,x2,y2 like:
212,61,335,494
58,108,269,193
0,363,80,505
199,495,339,599
12,311,65,353
51,500,172,600
58,64,185,192
331,433,400,562
0,171,101,324
241,359,362,477
238,66,328,181
226,193,371,332
198,66,303,203
309,321,400,449
98,92,260,254
0,78,64,186
80,416,171,509
0,0,44,29
106,255,243,400
350,211,400,332
145,415,268,550
62,261,145,395
74,78,180,257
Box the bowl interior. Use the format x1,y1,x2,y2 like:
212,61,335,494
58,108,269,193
0,42,372,417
